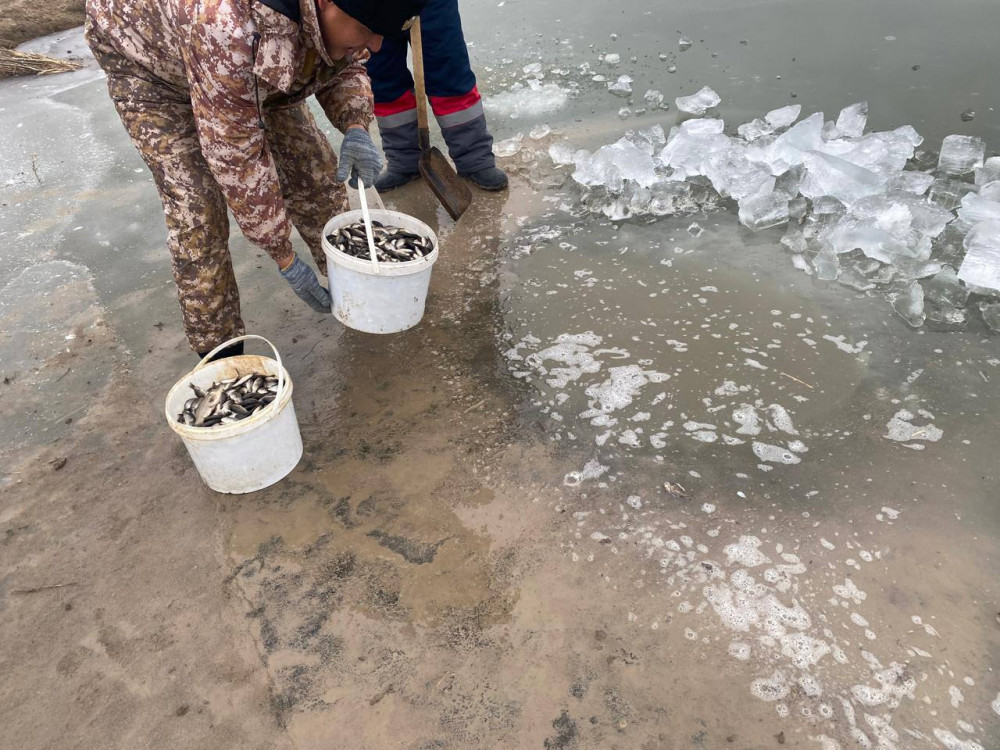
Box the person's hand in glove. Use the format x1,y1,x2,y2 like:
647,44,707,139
280,255,331,313
336,124,383,188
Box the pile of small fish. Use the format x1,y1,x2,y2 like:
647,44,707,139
176,373,279,427
326,220,434,262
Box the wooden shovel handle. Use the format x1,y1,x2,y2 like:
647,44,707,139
410,17,431,152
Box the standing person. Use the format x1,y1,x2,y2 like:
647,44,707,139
366,0,508,192
85,0,425,360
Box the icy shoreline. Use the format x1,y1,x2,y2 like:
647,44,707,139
537,91,999,331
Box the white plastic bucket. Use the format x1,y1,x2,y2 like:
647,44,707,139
164,335,303,494
322,209,439,334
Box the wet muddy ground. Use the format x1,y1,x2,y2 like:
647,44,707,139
2,1,999,748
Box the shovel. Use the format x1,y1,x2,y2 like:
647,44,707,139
410,17,472,221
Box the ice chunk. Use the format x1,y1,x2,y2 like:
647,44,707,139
648,181,693,216
831,131,916,177
979,301,1000,332
957,193,1000,225
975,166,1000,186
631,124,667,152
924,266,968,308
980,181,1000,203
522,62,542,75
706,149,776,200
958,221,1000,291
892,124,924,148
891,281,925,328
549,140,576,165
839,265,878,291
781,227,807,254
924,268,969,329
765,104,801,130
675,86,721,115
774,164,805,197
788,196,808,221
529,123,552,139
836,101,868,138
768,112,824,168
887,171,935,195
676,118,725,136
572,137,659,190
737,117,773,142
812,250,841,280
812,196,847,215
659,120,729,179
928,178,975,210
494,133,523,157
643,89,666,108
799,151,883,205
604,53,620,66
937,134,986,175
679,36,692,50
738,191,790,231
608,75,633,97
822,219,908,263
906,198,954,238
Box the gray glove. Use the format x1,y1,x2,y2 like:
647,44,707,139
336,127,383,188
280,256,330,313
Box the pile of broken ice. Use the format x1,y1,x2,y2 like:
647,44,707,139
549,88,1000,331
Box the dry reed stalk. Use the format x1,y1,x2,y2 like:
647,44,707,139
0,47,82,77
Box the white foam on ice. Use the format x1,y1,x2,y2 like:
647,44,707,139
822,335,868,354
582,364,669,416
884,409,943,444
932,728,984,750
563,458,609,487
753,441,802,465
728,641,751,660
724,536,770,567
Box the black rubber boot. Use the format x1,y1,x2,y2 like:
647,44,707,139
461,165,509,191
197,341,245,362
374,169,420,192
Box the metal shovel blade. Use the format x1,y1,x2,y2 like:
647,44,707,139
418,146,472,221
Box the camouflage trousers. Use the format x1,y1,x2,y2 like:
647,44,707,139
90,40,348,352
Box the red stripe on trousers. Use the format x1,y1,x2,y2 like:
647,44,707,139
429,86,482,116
374,89,417,117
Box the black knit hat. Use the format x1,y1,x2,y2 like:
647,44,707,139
333,0,426,38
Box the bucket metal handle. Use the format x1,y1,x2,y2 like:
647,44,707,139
357,176,380,275
193,334,287,410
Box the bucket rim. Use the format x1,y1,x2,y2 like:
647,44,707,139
165,353,294,441
326,243,439,275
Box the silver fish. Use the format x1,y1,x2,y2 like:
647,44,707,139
326,220,435,263
179,370,281,428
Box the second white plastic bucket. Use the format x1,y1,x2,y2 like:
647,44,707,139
322,209,439,334
164,335,302,494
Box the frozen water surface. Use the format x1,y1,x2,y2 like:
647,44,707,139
495,59,999,738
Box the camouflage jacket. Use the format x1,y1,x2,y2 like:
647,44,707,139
86,0,373,261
